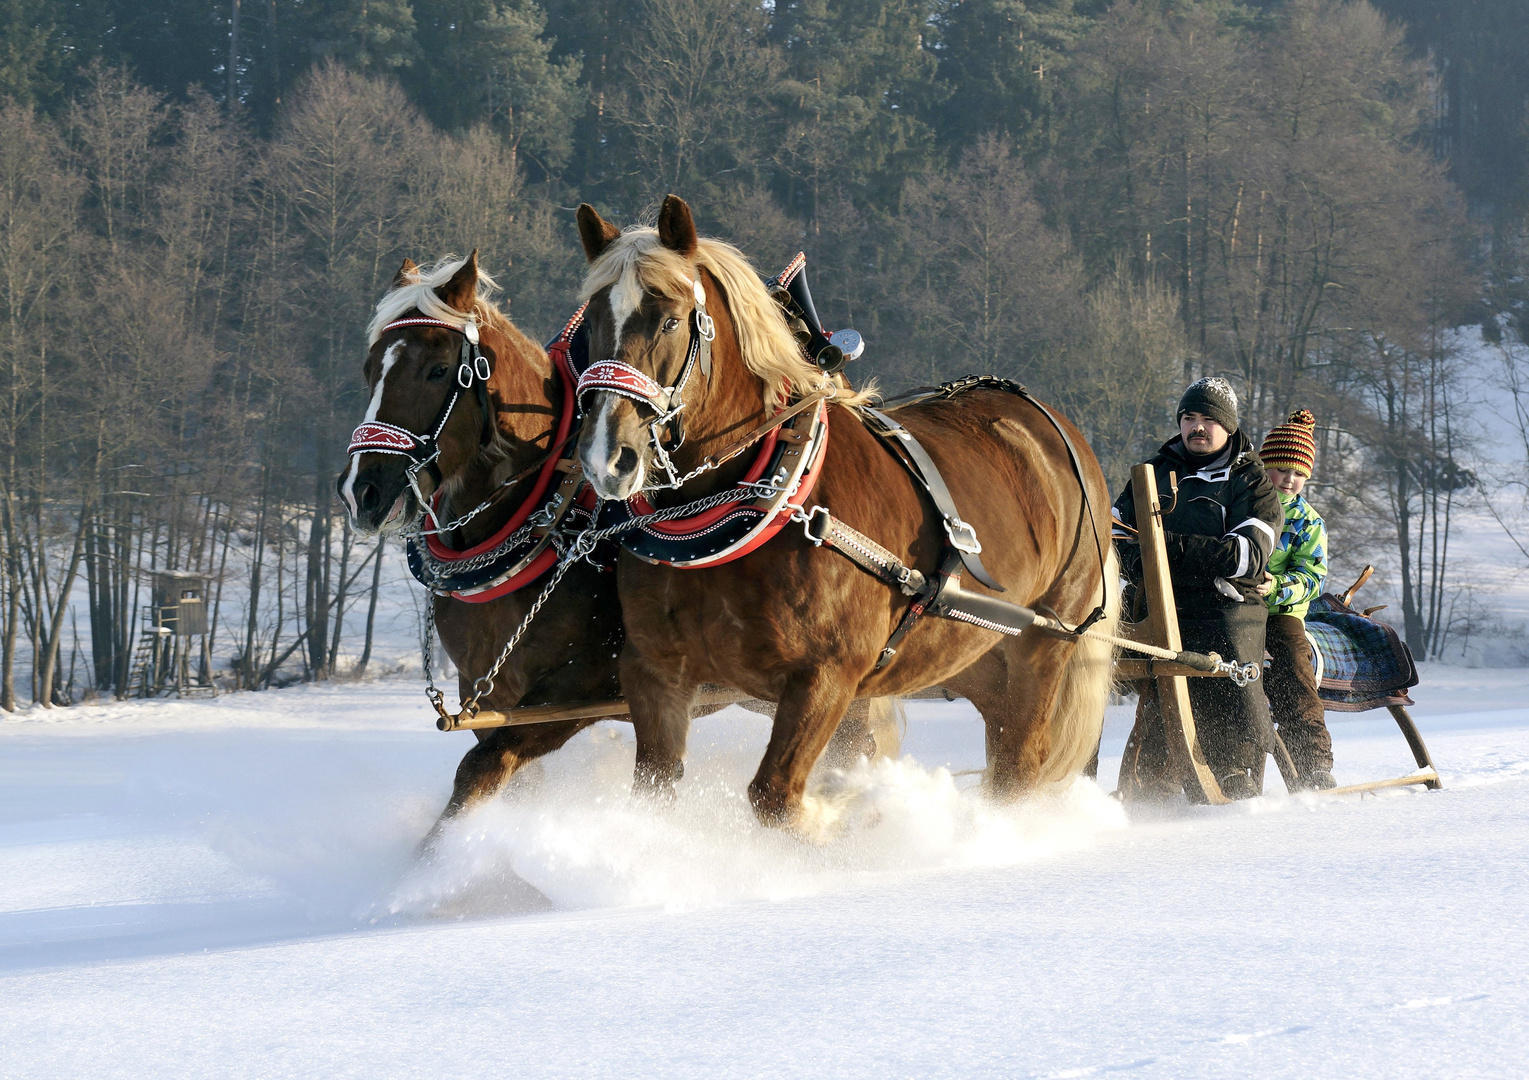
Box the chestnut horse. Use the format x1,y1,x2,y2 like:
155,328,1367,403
337,252,897,827
338,254,625,823
573,196,1119,826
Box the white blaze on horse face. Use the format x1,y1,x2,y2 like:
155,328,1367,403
579,276,650,500
341,340,404,519
582,392,645,500
610,265,644,345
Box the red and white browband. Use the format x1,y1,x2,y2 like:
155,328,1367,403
575,360,671,411
348,421,421,456
380,315,479,342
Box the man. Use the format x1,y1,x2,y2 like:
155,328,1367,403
1113,377,1285,799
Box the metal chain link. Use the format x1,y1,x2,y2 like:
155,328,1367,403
413,494,503,537
445,484,758,718
422,596,445,717
408,523,538,589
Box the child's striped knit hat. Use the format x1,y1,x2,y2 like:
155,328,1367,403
1260,409,1317,477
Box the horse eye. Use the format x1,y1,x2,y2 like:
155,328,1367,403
427,364,449,380
662,317,681,333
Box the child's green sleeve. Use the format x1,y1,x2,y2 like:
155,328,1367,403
1273,508,1327,614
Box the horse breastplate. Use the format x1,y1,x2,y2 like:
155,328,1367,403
598,399,830,568
402,310,588,604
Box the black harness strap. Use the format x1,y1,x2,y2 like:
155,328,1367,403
802,506,927,596
861,406,1006,592
800,507,1043,670
884,375,1111,635
802,505,943,671
866,551,949,670
797,374,1116,671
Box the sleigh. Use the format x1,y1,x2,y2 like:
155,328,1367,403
1113,463,1440,803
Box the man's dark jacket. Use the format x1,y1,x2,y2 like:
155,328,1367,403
1112,430,1284,605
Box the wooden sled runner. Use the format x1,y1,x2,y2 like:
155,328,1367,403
1115,463,1441,802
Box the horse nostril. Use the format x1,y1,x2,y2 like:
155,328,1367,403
613,446,639,477
356,482,382,515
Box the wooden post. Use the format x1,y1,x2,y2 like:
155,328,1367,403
1130,462,1229,804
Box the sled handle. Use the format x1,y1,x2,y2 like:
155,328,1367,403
1340,564,1374,607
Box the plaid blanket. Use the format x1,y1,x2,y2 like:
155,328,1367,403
1303,594,1418,712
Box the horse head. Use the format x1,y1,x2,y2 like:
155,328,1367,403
337,251,552,535
573,195,831,502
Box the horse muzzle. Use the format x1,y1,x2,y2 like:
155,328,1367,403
338,459,422,535
577,394,648,502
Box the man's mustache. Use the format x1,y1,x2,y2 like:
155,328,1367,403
1188,429,1209,439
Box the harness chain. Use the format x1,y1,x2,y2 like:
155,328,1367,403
439,483,763,721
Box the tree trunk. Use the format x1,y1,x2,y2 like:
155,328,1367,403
304,450,333,681
356,537,385,676
327,516,354,671
37,501,91,707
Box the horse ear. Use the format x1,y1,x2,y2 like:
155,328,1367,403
392,258,418,289
577,204,620,263
656,195,698,258
436,250,479,312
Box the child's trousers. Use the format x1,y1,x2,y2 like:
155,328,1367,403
1264,612,1333,773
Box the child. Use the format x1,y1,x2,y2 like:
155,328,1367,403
1258,409,1336,789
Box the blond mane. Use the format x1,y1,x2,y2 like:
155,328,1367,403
367,255,516,346
579,229,873,410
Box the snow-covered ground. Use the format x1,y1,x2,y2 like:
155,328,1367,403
2,666,1525,1079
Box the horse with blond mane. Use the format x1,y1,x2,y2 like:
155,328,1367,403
336,251,898,828
571,195,1119,827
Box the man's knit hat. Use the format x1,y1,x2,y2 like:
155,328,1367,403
1177,377,1239,434
1260,409,1317,477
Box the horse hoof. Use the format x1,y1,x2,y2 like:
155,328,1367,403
632,759,683,803
748,782,793,826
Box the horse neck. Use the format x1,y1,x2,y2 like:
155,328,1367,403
441,320,561,550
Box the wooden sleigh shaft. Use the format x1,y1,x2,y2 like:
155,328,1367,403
438,684,957,732
438,686,748,731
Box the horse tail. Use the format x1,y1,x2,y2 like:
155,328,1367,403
1037,544,1120,786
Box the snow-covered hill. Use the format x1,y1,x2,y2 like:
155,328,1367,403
2,670,1525,1078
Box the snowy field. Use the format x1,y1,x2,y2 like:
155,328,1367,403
2,668,1526,1079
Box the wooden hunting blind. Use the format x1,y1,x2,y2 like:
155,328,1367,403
134,571,216,698
152,572,210,636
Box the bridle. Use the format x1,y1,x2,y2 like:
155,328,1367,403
573,278,716,490
346,313,497,529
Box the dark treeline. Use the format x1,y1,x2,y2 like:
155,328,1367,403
0,0,1521,706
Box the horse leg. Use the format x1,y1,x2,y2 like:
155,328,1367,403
956,632,1076,799
419,721,598,852
438,720,595,817
620,650,694,796
820,698,873,768
820,697,905,768
748,672,859,826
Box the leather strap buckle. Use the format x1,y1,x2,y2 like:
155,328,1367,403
799,505,831,545
944,515,982,555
